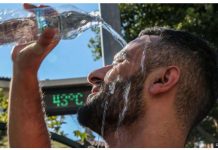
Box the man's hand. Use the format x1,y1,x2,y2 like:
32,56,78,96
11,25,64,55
8,3,60,148
12,3,60,74
12,28,59,74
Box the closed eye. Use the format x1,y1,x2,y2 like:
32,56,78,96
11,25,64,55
112,59,125,65
112,50,130,65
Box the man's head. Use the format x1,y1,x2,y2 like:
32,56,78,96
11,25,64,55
77,27,218,139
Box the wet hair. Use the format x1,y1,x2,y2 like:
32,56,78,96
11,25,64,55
138,27,218,130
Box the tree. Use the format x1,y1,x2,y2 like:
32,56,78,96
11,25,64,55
0,88,7,123
88,27,102,61
119,4,218,48
0,88,8,147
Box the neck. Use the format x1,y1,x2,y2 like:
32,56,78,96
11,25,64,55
104,105,188,147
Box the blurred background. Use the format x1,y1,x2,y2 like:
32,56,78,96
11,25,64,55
0,3,218,148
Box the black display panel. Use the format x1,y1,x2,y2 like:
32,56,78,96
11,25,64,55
42,84,91,116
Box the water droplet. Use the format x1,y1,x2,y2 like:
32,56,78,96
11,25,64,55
101,100,109,138
109,82,116,94
141,50,146,73
117,82,131,128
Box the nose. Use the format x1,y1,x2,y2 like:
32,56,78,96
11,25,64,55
87,65,113,85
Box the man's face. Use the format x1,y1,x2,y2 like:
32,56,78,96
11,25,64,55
77,35,152,136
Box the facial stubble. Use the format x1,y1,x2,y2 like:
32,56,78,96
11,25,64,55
77,71,145,137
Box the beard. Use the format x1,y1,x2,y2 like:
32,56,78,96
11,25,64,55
77,71,145,137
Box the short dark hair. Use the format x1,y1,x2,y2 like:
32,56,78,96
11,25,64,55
139,27,218,129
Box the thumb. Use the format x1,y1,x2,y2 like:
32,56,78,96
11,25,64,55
11,43,29,62
38,28,56,48
36,28,58,56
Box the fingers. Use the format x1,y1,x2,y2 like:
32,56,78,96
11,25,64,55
35,27,59,59
23,3,49,9
26,28,58,59
37,28,56,48
23,3,37,13
12,28,57,61
38,4,49,8
23,3,37,10
22,3,60,51
23,3,50,14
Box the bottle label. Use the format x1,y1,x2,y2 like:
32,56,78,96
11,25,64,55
36,8,48,33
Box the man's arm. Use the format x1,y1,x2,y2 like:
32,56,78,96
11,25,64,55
8,68,51,147
8,4,60,146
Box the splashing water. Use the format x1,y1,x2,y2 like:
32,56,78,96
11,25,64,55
113,82,131,145
117,82,131,127
109,82,116,94
141,50,146,73
101,99,109,138
101,22,127,47
97,99,109,148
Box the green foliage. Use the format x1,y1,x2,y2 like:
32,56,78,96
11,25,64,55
0,88,8,147
74,130,88,143
119,4,218,50
0,88,8,123
0,135,8,148
51,140,70,148
73,129,95,144
46,115,66,136
88,27,102,61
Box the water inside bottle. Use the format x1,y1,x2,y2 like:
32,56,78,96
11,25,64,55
0,9,37,45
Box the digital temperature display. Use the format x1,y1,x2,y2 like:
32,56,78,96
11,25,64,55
42,84,91,116
52,93,84,107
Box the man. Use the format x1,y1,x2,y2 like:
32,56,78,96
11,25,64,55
8,3,218,148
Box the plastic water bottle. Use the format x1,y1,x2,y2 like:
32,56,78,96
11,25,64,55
0,5,101,45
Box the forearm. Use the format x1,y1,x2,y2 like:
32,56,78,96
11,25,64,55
8,68,51,147
8,8,59,146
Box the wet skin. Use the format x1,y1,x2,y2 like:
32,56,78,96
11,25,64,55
88,35,154,92
78,35,159,136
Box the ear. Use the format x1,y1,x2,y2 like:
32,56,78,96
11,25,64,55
148,66,180,95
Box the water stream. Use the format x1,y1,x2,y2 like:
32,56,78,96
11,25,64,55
117,82,131,129
101,99,109,139
101,22,127,47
